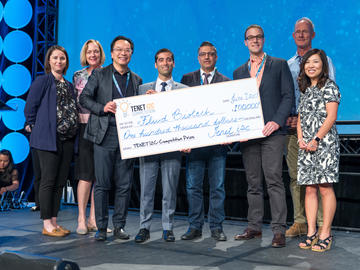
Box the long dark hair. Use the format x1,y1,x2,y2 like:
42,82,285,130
0,149,15,183
298,48,329,93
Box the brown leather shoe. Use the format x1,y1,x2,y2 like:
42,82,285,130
42,228,66,237
285,223,307,237
57,226,71,235
272,233,286,248
234,228,262,240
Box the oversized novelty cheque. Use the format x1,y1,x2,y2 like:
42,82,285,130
115,78,265,159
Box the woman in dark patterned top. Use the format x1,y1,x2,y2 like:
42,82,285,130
73,40,105,235
24,45,78,237
0,150,19,196
297,49,340,252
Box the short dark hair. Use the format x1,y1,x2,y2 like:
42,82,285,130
155,48,174,62
44,45,69,75
298,48,329,92
198,41,217,54
110,35,134,52
244,24,264,40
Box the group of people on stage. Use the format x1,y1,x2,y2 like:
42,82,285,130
22,17,340,253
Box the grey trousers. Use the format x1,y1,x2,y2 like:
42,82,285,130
240,135,287,234
139,152,182,230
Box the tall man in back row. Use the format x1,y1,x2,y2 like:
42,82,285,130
180,41,230,241
285,17,336,237
233,25,294,247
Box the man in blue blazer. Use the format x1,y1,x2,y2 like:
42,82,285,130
233,25,294,248
134,48,187,243
180,41,230,241
80,36,142,241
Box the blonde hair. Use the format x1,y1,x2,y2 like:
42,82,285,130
80,39,105,67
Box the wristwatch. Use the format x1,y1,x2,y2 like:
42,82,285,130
314,136,321,142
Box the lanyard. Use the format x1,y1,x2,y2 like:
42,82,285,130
112,72,130,98
248,53,267,78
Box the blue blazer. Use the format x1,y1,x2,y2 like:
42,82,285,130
233,55,294,135
24,73,76,151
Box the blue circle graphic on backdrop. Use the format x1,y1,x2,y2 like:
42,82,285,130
0,71,2,92
0,132,30,164
2,64,31,96
3,30,33,62
0,2,3,23
1,98,26,131
4,0,32,28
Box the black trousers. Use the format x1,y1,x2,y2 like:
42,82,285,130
93,126,134,230
37,138,74,220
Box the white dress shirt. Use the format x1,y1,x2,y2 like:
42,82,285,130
155,77,174,92
200,68,216,84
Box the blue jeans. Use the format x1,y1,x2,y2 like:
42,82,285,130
186,145,227,231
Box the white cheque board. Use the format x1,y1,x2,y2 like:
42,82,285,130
115,78,265,159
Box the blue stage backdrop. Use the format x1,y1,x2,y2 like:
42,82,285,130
58,0,360,133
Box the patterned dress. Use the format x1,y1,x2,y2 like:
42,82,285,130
297,79,341,185
73,68,91,123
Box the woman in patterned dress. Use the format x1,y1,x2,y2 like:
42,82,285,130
297,49,340,252
73,40,105,234
25,45,78,237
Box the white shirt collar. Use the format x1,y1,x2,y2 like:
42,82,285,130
200,68,216,84
155,77,174,92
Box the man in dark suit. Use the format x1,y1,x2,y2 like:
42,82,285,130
134,48,187,243
180,41,230,241
233,25,294,248
80,35,142,241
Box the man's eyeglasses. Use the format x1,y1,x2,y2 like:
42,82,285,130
198,52,216,57
246,35,264,41
113,48,132,54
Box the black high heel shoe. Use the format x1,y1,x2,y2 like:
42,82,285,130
299,231,318,250
312,235,333,252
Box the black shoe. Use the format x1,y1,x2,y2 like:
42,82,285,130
163,230,175,242
135,228,150,243
95,229,107,241
211,229,227,241
113,227,130,240
31,206,40,211
181,228,202,240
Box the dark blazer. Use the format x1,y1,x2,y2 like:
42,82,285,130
233,55,294,135
180,69,230,153
24,73,76,151
181,69,230,86
79,64,142,144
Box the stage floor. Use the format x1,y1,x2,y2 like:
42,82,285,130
1,205,359,270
